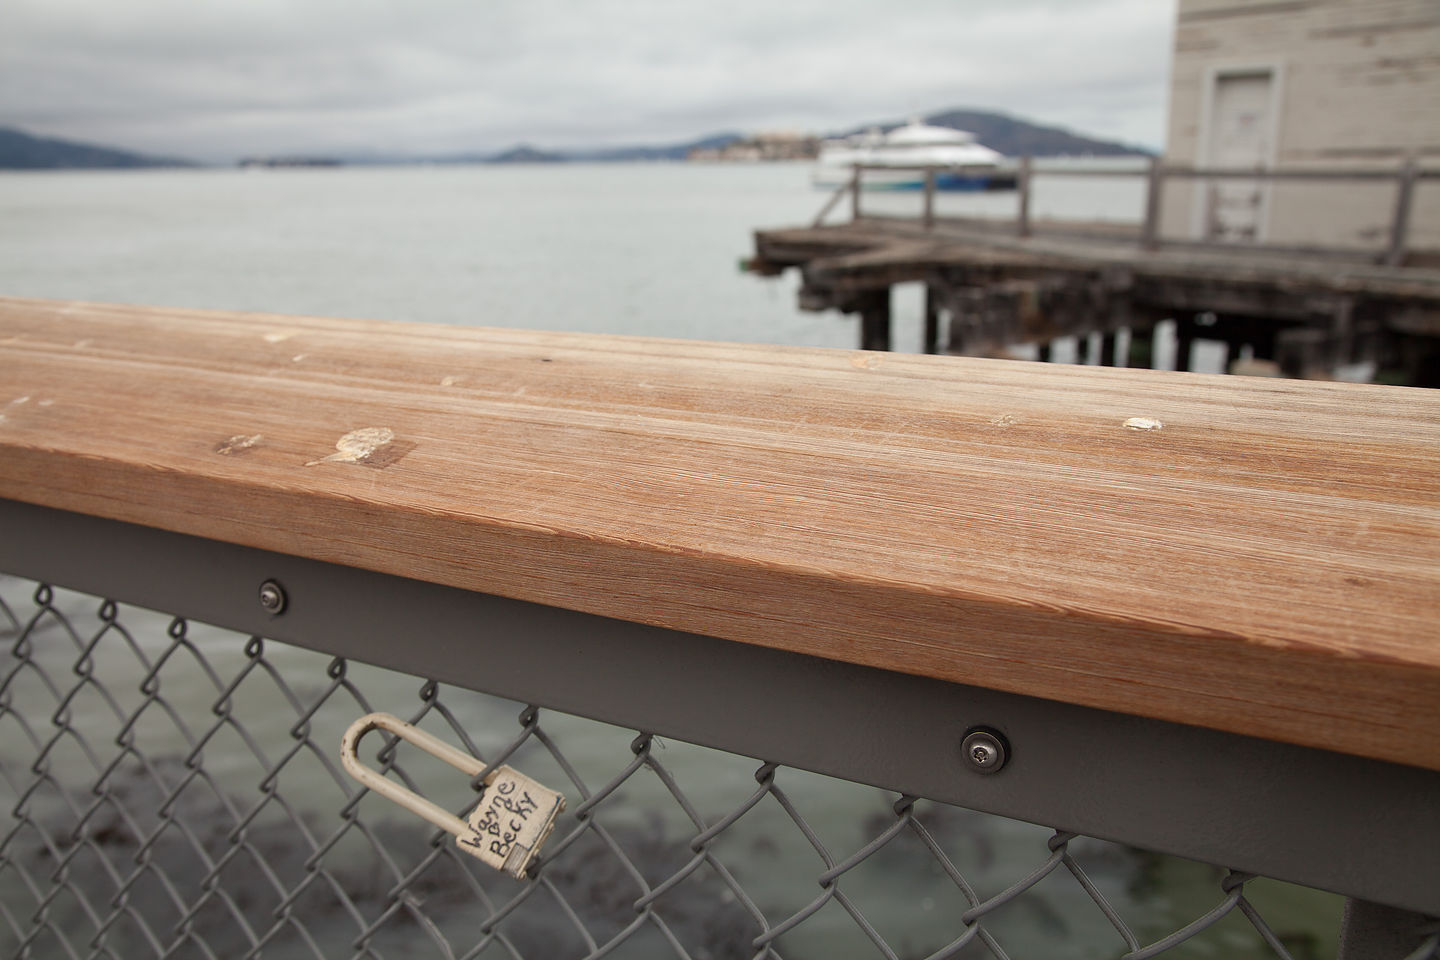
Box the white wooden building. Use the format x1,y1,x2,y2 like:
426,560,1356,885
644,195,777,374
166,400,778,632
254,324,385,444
1160,0,1439,255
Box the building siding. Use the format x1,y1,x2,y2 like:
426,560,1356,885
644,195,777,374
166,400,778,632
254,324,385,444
1161,0,1440,250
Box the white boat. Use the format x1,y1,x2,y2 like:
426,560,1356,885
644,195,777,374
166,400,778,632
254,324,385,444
813,119,1016,192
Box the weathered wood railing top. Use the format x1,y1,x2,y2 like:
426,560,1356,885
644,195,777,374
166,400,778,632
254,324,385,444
3,298,1438,770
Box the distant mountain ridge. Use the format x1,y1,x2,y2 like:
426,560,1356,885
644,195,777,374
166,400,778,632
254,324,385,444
847,109,1152,158
0,106,1148,169
486,144,566,163
470,132,744,164
572,132,745,163
480,108,1146,163
0,126,192,169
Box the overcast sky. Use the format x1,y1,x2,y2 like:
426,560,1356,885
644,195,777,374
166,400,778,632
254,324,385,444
1,0,1177,162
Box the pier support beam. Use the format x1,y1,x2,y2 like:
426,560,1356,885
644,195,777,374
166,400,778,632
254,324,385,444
923,286,940,355
1099,331,1120,367
1084,332,1122,367
1174,317,1196,372
1247,321,1278,363
858,290,891,352
1128,326,1155,370
1277,328,1335,380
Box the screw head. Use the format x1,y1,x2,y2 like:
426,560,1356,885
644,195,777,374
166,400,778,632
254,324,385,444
258,579,287,615
962,728,1008,774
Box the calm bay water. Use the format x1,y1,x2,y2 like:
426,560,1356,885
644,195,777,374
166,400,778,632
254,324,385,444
0,161,1146,352
2,163,832,343
0,163,1335,957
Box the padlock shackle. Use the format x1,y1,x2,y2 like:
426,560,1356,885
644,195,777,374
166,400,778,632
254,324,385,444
340,712,490,840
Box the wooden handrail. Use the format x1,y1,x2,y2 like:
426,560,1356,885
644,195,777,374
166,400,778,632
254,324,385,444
850,160,1439,180
811,176,851,227
1141,156,1163,251
824,156,1433,263
1160,164,1440,182
2,298,1438,770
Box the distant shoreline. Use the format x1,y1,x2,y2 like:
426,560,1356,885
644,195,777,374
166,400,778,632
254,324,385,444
1,108,1154,171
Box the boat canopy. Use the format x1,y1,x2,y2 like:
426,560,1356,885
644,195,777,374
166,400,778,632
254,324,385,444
884,122,977,147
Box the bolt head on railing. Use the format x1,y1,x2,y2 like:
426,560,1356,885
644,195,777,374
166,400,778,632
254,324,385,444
258,579,287,615
962,728,1008,774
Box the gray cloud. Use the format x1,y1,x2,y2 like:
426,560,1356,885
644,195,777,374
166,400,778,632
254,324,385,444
1,0,1175,161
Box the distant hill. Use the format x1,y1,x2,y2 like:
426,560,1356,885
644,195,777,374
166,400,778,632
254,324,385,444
238,155,342,168
487,144,566,164
0,108,1144,169
431,133,743,165
468,111,1142,164
843,109,1151,158
0,127,193,169
569,132,743,163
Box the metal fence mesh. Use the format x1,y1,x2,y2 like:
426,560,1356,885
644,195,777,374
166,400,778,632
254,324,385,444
0,576,1433,960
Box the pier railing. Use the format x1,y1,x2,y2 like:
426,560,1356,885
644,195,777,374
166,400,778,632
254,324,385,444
817,157,1437,266
2,298,1437,959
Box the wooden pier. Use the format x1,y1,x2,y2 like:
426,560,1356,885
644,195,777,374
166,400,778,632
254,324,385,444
750,162,1440,384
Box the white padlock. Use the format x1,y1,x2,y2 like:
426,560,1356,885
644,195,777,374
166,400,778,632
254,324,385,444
340,712,566,878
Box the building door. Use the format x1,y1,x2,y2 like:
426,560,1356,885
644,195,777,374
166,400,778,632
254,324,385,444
1205,70,1274,242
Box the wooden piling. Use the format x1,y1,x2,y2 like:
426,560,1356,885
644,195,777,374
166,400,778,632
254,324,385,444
1099,331,1119,367
1127,326,1155,370
1174,317,1196,372
923,285,940,355
859,290,891,352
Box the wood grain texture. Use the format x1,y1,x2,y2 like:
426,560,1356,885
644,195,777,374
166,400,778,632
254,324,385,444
2,297,1438,769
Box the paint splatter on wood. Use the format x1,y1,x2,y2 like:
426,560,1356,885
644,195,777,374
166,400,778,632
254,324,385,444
307,427,413,469
215,434,263,456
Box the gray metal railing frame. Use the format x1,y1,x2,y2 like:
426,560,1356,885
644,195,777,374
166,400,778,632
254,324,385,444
814,156,1435,266
2,496,1437,956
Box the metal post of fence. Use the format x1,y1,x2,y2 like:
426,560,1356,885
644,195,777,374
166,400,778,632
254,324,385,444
1142,156,1163,250
850,164,862,221
1385,153,1418,268
1337,900,1438,960
1016,155,1033,238
923,167,936,231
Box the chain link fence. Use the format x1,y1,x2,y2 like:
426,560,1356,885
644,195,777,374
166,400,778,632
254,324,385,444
1,576,1435,960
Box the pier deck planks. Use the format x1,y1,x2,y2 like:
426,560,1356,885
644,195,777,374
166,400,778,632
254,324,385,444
756,217,1440,300
2,297,1438,770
